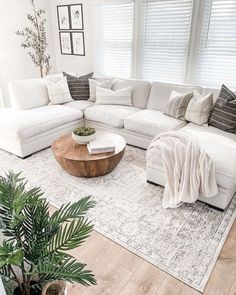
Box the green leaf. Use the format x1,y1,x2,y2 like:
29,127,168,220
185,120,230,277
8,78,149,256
7,249,24,267
50,197,95,225
48,218,94,253
0,241,24,267
33,256,96,288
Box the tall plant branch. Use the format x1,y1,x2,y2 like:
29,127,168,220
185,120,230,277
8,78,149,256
15,0,51,78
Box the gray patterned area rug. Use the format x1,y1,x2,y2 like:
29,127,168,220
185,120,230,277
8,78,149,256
0,147,235,292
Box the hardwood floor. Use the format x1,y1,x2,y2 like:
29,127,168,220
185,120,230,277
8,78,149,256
51,205,236,295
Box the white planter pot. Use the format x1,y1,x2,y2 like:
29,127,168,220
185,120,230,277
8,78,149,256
72,132,96,145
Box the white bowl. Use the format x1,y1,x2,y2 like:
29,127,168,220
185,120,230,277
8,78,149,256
72,132,96,145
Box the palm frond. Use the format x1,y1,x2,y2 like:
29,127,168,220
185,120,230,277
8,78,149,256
48,219,93,253
35,256,96,287
50,197,95,225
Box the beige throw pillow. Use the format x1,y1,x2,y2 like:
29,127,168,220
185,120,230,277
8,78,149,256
46,77,73,105
88,79,112,102
95,86,132,106
185,91,213,125
164,91,193,120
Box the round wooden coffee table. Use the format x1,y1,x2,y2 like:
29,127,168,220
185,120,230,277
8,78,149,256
52,131,126,178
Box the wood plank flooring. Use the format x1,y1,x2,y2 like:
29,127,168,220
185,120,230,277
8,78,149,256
49,206,236,294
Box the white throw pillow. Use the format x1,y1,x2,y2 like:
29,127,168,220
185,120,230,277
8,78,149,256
164,90,194,120
88,79,112,102
185,91,213,125
46,77,73,105
95,86,132,106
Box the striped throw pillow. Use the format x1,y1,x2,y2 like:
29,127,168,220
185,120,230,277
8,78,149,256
209,84,236,134
95,86,132,106
63,72,93,100
185,91,213,125
164,91,193,120
46,77,73,105
88,79,112,102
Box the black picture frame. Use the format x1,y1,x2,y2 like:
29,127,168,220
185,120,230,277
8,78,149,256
71,32,85,56
69,4,84,30
59,32,72,55
57,5,70,30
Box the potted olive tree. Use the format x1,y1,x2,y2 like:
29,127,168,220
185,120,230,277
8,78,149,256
0,172,96,295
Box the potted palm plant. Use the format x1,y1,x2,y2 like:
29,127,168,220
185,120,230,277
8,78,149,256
0,172,96,295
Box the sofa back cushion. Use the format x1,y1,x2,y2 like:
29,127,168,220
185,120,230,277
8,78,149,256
201,88,220,104
112,79,151,109
147,82,202,112
9,74,63,110
9,78,49,110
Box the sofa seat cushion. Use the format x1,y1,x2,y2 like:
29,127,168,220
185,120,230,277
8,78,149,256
63,100,94,111
124,110,187,137
0,105,83,142
84,105,140,128
148,123,236,190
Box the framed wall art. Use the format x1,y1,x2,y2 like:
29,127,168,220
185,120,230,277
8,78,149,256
59,32,72,55
71,32,85,56
57,5,70,30
69,4,84,30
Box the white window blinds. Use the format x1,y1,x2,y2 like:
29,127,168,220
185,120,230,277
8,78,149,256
193,0,236,88
139,0,193,83
95,1,134,78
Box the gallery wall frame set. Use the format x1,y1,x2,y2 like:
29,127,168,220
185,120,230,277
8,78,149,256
57,4,85,56
57,4,84,30
59,31,85,56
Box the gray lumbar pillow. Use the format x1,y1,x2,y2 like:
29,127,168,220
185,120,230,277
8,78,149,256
185,90,213,125
164,90,193,120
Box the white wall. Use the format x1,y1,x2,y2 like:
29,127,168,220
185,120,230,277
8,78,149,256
0,0,56,107
50,0,94,77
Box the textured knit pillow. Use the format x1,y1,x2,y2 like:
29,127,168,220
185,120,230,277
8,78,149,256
46,77,73,105
63,72,93,100
164,91,194,120
95,86,132,106
88,79,112,102
209,84,236,134
185,91,213,125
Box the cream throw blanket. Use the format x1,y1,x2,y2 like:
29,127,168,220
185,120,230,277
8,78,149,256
147,131,218,209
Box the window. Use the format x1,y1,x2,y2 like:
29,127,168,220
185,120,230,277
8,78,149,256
94,0,236,88
193,0,236,88
139,0,193,83
95,1,134,78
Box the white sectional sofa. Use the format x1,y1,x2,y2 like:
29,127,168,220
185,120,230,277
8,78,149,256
0,75,235,209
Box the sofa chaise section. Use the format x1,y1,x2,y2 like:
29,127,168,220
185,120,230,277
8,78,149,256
0,105,83,158
146,123,236,209
0,75,85,158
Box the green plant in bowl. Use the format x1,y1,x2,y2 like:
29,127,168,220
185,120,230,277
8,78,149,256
72,127,96,145
73,127,96,137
